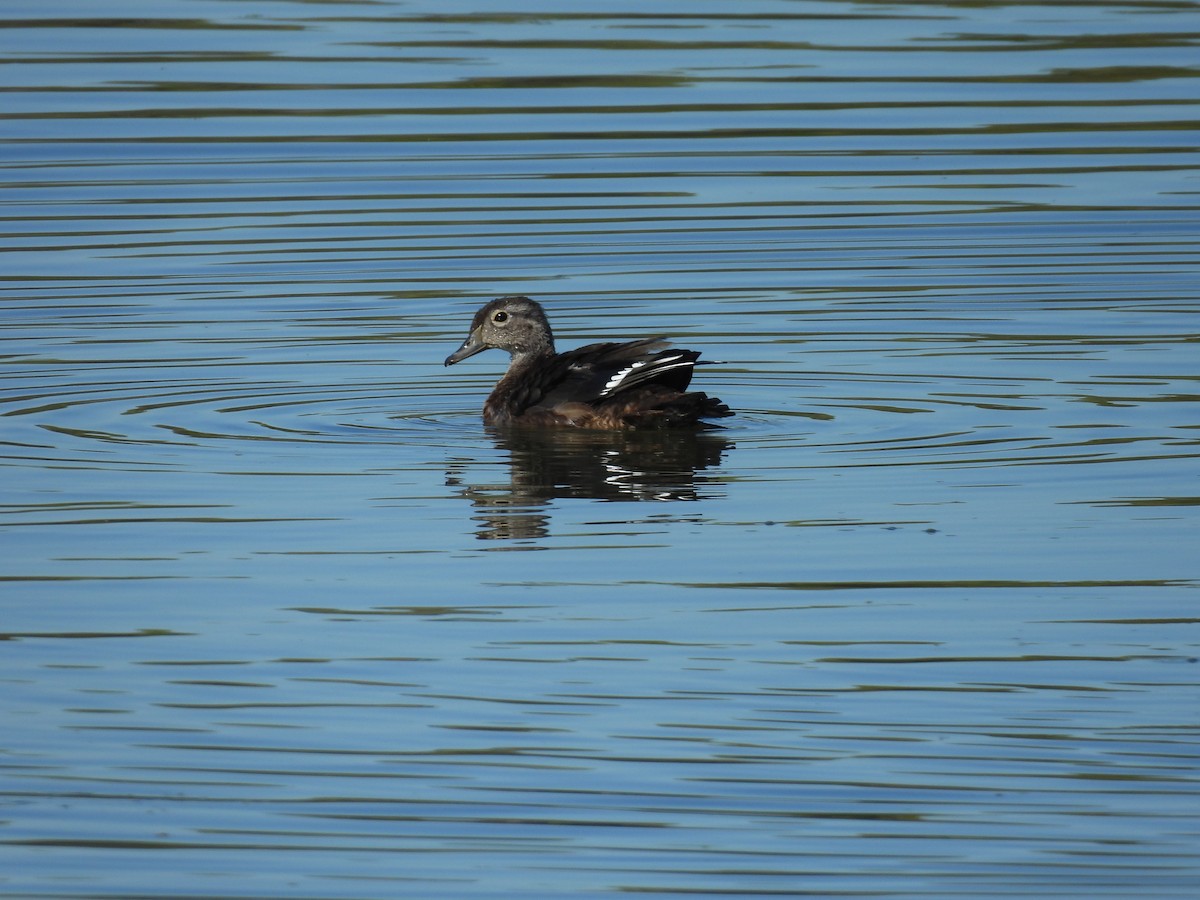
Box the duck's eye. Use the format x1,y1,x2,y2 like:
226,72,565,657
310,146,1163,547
492,310,509,324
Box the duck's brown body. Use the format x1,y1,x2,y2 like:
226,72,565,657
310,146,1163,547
445,296,732,429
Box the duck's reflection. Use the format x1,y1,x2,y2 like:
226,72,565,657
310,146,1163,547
447,428,733,541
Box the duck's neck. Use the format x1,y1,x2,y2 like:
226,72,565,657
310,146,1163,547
484,347,556,424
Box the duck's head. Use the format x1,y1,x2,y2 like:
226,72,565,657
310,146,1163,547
444,295,556,366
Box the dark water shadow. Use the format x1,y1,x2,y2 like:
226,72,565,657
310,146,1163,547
447,427,734,541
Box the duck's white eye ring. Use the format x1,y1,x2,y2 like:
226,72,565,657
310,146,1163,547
492,310,509,323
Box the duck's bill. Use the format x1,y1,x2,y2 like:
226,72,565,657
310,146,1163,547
444,330,487,366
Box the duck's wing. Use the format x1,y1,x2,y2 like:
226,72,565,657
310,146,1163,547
536,338,700,408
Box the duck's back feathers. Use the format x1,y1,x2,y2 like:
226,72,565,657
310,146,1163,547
540,339,679,404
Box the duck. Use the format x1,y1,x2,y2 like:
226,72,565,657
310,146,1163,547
444,295,733,429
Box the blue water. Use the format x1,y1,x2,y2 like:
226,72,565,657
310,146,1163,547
2,1,1198,897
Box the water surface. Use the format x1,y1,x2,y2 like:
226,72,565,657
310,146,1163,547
2,1,1198,897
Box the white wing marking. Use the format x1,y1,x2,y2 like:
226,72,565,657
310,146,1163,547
599,353,691,398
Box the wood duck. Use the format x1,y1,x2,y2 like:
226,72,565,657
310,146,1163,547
444,296,733,428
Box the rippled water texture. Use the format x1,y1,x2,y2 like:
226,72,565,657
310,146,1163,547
2,1,1199,897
